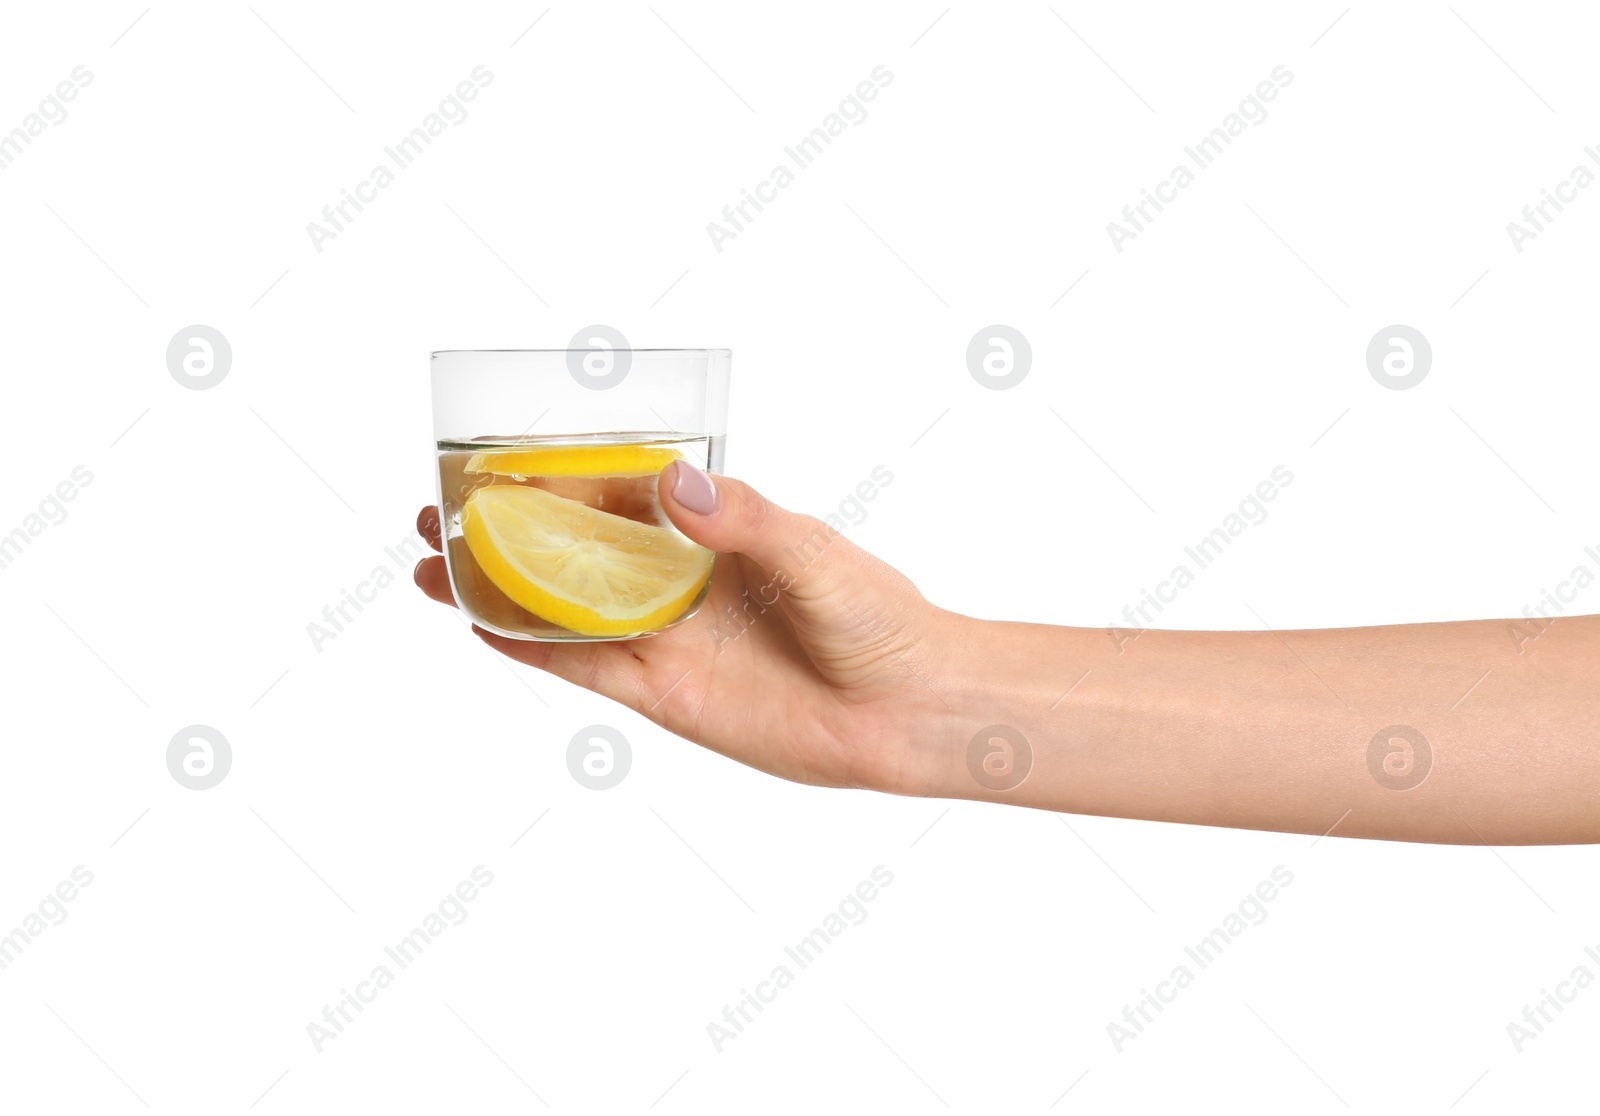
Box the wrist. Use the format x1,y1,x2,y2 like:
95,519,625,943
896,609,1086,805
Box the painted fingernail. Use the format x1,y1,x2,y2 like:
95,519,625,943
670,459,719,514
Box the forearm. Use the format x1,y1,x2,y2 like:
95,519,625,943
917,611,1600,844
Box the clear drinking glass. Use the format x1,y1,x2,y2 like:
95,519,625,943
430,348,730,641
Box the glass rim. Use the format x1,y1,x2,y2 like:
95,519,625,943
430,348,731,357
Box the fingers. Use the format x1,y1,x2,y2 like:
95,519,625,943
415,502,687,725
471,625,647,709
534,475,661,524
417,505,442,552
412,527,654,712
413,555,456,607
420,558,645,709
658,462,846,598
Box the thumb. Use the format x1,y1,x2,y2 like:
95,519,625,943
659,460,855,601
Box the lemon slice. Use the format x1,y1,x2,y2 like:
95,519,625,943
465,444,683,478
461,484,713,636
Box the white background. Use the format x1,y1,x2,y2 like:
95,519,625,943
1,1,1597,1111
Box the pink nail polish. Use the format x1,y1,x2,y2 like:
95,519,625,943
671,460,719,514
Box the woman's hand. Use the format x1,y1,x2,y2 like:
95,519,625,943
417,459,1600,844
414,461,963,795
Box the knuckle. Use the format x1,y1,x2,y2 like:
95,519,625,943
731,480,772,523
777,514,841,574
581,647,607,691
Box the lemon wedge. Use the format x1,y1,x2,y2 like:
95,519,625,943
465,444,683,478
461,484,713,637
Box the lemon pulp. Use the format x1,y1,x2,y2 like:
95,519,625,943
461,484,713,637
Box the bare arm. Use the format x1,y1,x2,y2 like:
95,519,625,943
912,613,1600,844
417,464,1600,845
